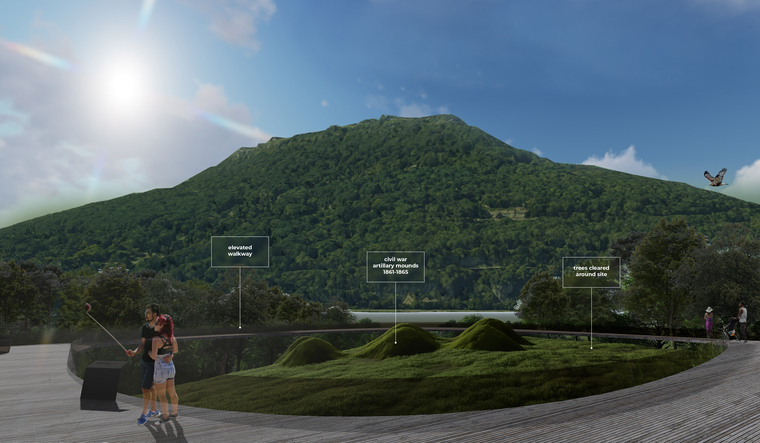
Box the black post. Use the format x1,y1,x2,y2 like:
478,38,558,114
80,361,128,401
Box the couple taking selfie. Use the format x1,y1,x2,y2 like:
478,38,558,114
125,303,179,425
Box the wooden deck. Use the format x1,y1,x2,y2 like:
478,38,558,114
1,339,757,442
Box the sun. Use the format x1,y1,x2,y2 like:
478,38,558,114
96,53,152,115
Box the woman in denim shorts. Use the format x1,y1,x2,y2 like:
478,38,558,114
150,314,179,422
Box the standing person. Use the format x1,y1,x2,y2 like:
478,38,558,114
150,314,179,422
704,307,714,338
125,303,171,424
735,301,748,343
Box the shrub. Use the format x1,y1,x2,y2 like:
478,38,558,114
459,313,484,327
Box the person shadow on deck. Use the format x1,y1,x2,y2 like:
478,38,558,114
145,417,188,443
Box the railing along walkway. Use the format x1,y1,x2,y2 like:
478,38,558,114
0,335,754,442
513,328,720,344
70,327,720,351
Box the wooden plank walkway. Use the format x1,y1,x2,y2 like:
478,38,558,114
1,339,757,442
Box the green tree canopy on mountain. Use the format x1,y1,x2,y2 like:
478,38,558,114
1,115,759,310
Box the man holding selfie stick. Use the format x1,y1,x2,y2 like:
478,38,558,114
126,303,175,425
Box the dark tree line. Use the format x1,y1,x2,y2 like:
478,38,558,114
518,219,760,338
0,264,356,335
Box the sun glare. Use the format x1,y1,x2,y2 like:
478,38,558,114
97,54,152,115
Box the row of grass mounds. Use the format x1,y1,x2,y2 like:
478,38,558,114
274,319,534,367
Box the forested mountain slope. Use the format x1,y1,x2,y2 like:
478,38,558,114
1,114,757,309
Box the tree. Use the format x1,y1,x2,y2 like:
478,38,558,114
518,271,568,324
180,279,225,328
565,288,618,326
22,263,64,329
680,223,760,321
606,231,648,312
0,261,37,333
215,270,285,327
273,293,322,324
609,231,647,267
55,270,94,330
624,218,706,336
320,296,357,325
138,273,212,328
711,223,760,252
83,266,144,328
17,261,45,329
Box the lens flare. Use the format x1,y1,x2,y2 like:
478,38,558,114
138,0,157,33
85,152,106,202
192,109,269,140
0,39,77,71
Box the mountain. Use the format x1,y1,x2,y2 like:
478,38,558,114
1,114,757,309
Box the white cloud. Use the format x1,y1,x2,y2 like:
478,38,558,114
0,30,269,229
582,145,668,180
194,81,234,112
366,94,389,110
532,147,542,156
393,99,449,118
397,101,429,118
723,160,760,204
177,0,276,52
321,100,329,107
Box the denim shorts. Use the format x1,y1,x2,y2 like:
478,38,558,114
140,360,155,390
154,358,176,385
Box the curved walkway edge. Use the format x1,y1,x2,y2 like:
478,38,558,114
1,340,757,442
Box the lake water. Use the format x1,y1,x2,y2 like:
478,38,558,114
351,311,519,324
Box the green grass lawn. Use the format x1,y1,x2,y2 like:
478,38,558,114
170,336,724,416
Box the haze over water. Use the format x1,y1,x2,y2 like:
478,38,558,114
352,311,519,324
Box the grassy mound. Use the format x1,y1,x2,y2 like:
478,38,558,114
277,337,345,367
274,336,313,365
447,323,524,352
177,339,725,416
353,323,440,359
472,318,535,346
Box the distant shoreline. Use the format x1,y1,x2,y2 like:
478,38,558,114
351,311,519,323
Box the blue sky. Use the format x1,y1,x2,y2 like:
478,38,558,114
1,0,760,228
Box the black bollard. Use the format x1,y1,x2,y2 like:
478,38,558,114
80,361,128,401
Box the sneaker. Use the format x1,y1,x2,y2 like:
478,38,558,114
137,414,148,425
169,413,179,419
161,415,171,423
147,410,161,419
